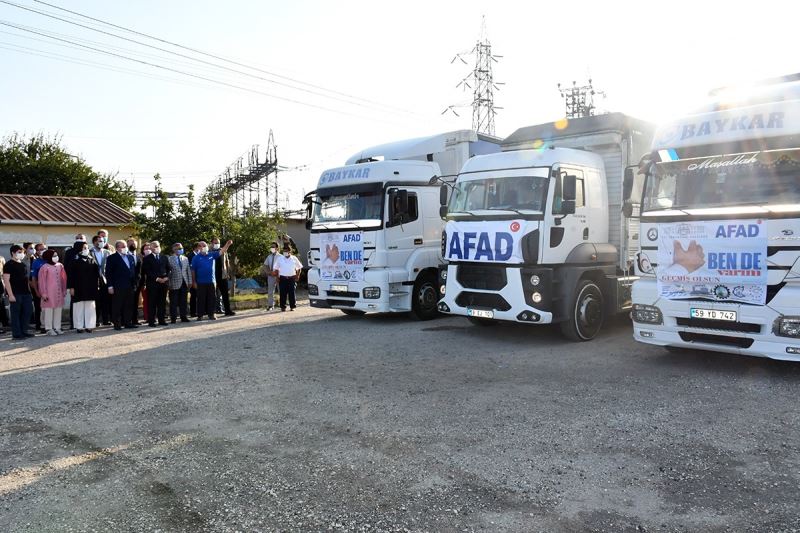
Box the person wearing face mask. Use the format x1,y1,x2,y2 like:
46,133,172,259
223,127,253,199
142,240,172,327
139,243,152,324
91,235,111,326
271,245,304,312
186,243,200,317
0,254,9,335
126,238,143,325
190,239,233,321
29,242,48,334
261,242,281,311
66,241,99,333
210,237,235,316
3,245,34,340
106,240,138,330
62,235,87,329
97,229,113,252
167,242,191,324
37,249,67,336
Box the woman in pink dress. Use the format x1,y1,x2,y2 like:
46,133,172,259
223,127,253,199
38,249,67,335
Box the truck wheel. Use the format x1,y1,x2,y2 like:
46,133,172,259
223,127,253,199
411,273,439,321
341,309,366,317
560,279,604,341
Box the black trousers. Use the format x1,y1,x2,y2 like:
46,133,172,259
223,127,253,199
215,277,232,314
196,283,216,318
189,286,197,316
131,286,142,324
31,294,42,329
111,288,133,328
169,283,188,321
96,279,111,324
278,276,296,310
147,282,168,324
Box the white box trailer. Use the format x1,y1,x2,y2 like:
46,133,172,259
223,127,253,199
438,113,655,340
305,130,501,319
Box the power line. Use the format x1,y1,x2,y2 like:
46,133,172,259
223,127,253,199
0,19,399,122
1,0,416,116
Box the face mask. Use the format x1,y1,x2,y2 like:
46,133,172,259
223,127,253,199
36,249,46,257
117,248,127,255
80,249,90,257
143,249,152,256
283,252,290,258
152,248,161,254
52,254,59,263
27,248,34,255
14,252,25,261
212,243,221,250
270,248,277,253
175,249,184,255
128,244,136,251
200,247,209,254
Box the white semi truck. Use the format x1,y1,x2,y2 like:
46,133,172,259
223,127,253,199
305,130,501,319
437,113,654,340
631,76,800,361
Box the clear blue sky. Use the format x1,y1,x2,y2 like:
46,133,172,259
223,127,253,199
1,0,796,208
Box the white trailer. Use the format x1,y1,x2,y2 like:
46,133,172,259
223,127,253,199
305,130,501,319
437,113,654,340
631,75,800,361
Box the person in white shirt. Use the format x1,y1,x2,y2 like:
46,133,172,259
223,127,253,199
261,241,280,311
271,245,303,311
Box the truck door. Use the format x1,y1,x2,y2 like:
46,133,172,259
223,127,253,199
541,167,588,264
385,189,422,280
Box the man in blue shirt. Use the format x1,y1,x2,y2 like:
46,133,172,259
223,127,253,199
29,242,47,333
191,239,233,320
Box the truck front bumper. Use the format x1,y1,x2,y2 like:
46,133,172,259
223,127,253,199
307,269,406,314
632,278,800,362
438,264,554,324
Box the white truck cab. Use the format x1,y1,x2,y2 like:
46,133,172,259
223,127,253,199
305,130,500,319
438,114,654,340
631,76,800,360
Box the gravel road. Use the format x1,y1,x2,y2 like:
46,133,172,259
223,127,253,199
1,303,799,532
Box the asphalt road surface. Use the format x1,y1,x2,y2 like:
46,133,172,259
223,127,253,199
1,303,799,532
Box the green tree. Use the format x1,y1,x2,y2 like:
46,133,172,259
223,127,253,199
0,132,135,210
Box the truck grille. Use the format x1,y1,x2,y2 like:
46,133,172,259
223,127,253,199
326,290,360,298
678,332,754,349
676,318,761,334
455,291,511,311
456,265,507,291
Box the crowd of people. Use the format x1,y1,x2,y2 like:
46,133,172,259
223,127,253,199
1,230,304,341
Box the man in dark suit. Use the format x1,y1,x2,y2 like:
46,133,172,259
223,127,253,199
142,240,171,327
105,240,138,330
126,238,143,325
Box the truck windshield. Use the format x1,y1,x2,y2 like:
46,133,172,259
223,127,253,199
643,148,800,212
313,190,383,225
448,175,548,214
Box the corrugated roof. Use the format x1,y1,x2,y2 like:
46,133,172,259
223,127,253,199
502,112,655,148
0,194,133,226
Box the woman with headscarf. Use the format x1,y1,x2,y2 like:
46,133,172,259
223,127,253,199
38,249,67,336
67,241,100,333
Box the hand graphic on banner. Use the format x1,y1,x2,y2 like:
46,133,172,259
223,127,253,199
672,240,705,273
325,243,340,264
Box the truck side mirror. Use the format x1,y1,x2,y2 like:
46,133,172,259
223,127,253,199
622,167,635,201
439,184,449,206
622,166,645,219
562,174,577,202
303,193,314,229
388,188,409,225
439,205,448,218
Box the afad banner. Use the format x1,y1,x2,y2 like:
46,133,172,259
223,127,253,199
319,231,364,282
656,220,768,304
445,220,526,264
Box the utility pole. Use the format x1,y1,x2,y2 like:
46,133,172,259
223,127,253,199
445,16,503,136
557,79,606,119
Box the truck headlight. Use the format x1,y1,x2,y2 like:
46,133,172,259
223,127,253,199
530,275,540,286
631,304,663,325
441,269,447,280
776,316,800,338
308,284,319,296
363,287,381,299
531,292,542,303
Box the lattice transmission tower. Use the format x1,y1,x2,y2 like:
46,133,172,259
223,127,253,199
557,79,606,119
444,17,503,136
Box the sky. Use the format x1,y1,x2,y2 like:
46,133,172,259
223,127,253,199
1,0,797,210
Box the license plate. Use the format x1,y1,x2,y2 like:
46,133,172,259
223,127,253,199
468,308,494,319
331,284,348,293
690,308,737,321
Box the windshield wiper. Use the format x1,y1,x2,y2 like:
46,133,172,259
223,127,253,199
487,207,529,217
448,210,481,219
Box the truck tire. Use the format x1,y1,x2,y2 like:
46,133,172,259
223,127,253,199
341,309,366,317
411,273,439,321
560,279,604,341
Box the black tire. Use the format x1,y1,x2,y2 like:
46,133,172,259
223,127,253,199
560,279,604,342
468,317,496,326
411,273,439,321
341,309,366,317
